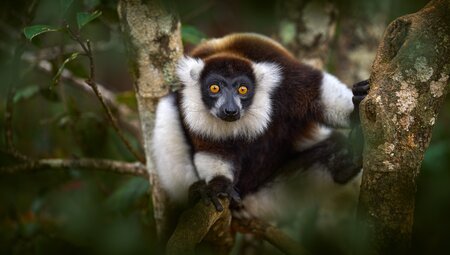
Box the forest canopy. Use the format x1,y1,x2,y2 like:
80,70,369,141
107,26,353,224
0,0,449,254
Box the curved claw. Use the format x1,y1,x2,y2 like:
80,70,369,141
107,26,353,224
210,195,224,211
188,176,241,212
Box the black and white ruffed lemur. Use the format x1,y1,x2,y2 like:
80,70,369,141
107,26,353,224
151,33,369,223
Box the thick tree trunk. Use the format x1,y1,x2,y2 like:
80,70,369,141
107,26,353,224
358,0,450,254
117,0,183,240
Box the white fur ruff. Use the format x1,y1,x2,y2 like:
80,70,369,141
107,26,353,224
177,56,282,140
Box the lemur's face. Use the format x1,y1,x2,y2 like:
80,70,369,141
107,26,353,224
200,57,256,122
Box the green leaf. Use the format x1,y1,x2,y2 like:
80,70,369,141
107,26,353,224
181,25,207,45
23,25,60,41
76,10,102,29
53,52,81,86
60,0,74,14
13,85,41,103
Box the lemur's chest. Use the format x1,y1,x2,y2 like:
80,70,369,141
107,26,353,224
189,119,314,195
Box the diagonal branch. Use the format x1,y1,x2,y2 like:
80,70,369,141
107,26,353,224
65,25,145,163
21,52,142,141
0,158,147,177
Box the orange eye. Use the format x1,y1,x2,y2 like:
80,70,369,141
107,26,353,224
238,86,248,95
209,84,220,93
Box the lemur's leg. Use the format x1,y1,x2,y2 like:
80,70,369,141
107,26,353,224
297,131,362,184
152,94,199,205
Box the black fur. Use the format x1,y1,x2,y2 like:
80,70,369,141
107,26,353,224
177,34,366,209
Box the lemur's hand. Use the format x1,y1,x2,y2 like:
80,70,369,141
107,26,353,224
188,176,241,211
349,79,370,165
351,79,370,125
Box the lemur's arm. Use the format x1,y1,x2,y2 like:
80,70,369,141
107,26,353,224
190,152,241,211
318,73,369,128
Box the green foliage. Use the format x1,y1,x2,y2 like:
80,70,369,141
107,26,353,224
116,91,138,111
13,85,41,103
23,25,60,41
181,25,207,44
1,0,449,254
53,52,80,86
60,0,74,14
76,10,102,30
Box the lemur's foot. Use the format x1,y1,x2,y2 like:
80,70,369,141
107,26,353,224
188,176,241,211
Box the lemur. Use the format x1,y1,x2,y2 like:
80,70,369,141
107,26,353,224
151,33,369,222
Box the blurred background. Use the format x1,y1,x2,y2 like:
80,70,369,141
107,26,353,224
0,0,448,254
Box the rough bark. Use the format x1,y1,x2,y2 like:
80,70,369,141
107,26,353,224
166,199,233,255
358,0,450,254
117,0,183,239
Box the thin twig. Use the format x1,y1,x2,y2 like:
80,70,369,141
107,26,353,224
4,36,30,162
65,25,144,163
3,0,38,161
22,53,142,141
0,158,148,177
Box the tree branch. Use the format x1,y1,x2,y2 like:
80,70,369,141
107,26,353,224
0,158,147,177
21,52,142,142
358,0,450,253
167,199,233,255
65,25,145,163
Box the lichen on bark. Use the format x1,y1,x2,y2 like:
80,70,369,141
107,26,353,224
117,0,183,239
358,0,450,254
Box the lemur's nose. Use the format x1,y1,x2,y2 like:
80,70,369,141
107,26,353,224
224,108,239,116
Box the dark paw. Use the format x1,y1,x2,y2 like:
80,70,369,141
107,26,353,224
188,176,241,211
352,79,370,106
351,79,370,125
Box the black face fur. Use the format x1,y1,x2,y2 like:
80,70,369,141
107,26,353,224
200,56,256,122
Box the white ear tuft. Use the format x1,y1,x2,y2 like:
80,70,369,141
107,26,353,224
176,56,205,86
252,62,282,91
